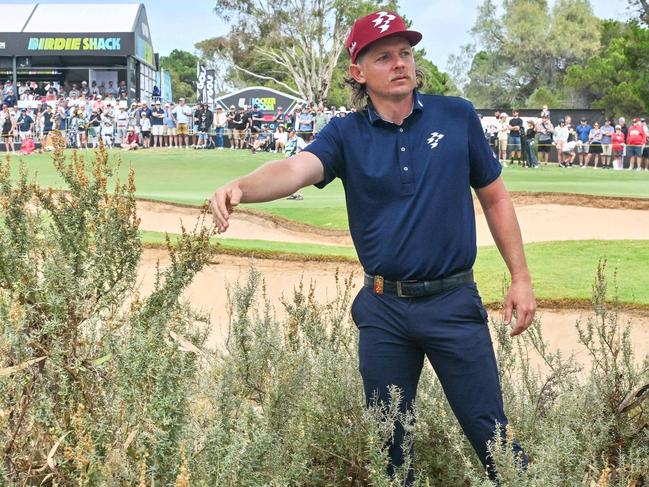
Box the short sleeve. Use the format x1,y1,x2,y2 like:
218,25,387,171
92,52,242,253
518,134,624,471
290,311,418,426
467,105,501,189
302,118,345,188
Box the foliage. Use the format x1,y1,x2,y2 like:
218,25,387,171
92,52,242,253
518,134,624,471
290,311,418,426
160,49,200,102
455,0,601,108
0,136,213,485
1,141,648,485
565,20,649,117
627,0,649,25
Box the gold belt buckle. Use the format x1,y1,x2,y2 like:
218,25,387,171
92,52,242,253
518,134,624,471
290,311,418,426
373,275,384,295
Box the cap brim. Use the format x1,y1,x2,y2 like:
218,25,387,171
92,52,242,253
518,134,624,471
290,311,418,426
353,30,422,63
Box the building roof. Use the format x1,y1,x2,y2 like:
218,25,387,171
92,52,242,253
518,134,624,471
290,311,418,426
1,3,143,33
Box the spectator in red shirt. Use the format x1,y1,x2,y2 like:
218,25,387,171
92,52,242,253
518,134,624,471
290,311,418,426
626,118,646,171
611,125,625,170
120,127,140,150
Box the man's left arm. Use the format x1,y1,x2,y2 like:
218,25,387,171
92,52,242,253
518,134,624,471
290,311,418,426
475,177,536,336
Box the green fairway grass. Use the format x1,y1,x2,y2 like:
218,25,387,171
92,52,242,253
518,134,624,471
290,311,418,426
7,149,649,230
141,230,649,306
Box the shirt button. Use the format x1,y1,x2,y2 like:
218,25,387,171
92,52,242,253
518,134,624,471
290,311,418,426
403,166,409,171
400,147,406,152
399,128,404,133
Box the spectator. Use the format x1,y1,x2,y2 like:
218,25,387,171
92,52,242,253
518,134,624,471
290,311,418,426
1,106,16,154
642,118,649,171
214,106,227,150
121,127,140,150
163,103,177,148
535,114,554,165
554,119,569,165
195,103,213,149
497,112,509,166
105,80,117,98
575,118,592,167
19,134,36,155
540,104,550,119
173,98,192,148
297,107,315,141
250,104,264,135
274,124,287,153
77,110,89,149
226,105,237,149
314,107,328,136
115,105,129,144
522,119,538,168
17,108,34,141
600,119,615,168
40,104,54,149
140,112,151,148
100,113,114,147
87,109,102,148
251,124,272,153
626,118,646,171
507,109,523,164
284,128,306,157
231,107,246,150
585,121,603,168
150,101,165,148
611,125,625,170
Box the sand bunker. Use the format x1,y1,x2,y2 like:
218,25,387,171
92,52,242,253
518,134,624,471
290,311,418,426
135,193,649,366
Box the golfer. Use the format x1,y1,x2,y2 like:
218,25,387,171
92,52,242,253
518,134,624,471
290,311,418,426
210,10,536,482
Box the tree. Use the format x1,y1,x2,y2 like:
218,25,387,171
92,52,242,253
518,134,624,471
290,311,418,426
160,49,200,102
628,0,649,25
565,20,649,117
456,0,600,108
211,0,400,103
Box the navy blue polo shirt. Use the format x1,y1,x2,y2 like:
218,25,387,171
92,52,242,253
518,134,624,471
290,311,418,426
303,91,501,281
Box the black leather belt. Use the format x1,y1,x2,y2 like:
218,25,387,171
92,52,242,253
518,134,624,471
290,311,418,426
364,269,474,298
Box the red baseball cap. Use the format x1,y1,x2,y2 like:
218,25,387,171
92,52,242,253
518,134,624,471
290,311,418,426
345,11,422,63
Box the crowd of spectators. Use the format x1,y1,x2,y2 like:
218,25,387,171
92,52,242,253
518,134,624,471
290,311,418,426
0,78,355,156
5,80,648,171
483,105,649,170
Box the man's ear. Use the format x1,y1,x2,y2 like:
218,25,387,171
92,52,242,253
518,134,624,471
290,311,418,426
349,63,366,85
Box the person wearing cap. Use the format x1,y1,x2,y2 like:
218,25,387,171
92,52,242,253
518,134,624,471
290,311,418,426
120,126,140,150
575,118,592,167
554,118,569,165
17,108,34,142
600,119,615,168
209,10,534,482
151,101,165,148
115,104,129,145
626,117,646,170
163,103,177,148
497,112,510,165
173,98,192,148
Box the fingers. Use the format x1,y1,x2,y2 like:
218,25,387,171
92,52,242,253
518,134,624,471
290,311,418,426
503,298,513,325
509,308,536,337
209,184,242,233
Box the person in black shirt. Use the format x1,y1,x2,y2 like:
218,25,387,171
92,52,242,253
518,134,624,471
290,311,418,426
41,105,54,150
522,120,538,168
150,101,165,148
508,109,524,164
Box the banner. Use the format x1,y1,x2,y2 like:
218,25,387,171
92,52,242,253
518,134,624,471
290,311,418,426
196,64,216,106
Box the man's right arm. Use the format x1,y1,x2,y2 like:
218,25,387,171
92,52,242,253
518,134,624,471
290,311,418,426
210,151,325,233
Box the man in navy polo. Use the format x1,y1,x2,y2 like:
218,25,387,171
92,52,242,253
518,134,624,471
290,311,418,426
210,10,536,483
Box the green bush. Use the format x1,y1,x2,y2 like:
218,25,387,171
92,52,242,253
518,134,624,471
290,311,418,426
1,139,647,486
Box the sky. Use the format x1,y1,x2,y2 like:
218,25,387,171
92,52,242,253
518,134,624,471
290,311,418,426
11,0,634,71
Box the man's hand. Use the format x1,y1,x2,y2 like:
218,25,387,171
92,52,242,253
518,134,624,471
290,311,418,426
209,183,243,233
503,277,536,336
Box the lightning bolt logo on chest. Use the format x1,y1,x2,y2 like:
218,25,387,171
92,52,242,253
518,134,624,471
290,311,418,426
427,132,445,149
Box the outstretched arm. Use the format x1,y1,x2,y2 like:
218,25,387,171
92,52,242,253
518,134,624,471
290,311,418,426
475,177,536,336
209,151,324,233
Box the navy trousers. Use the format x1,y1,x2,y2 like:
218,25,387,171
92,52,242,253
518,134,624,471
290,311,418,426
351,281,526,481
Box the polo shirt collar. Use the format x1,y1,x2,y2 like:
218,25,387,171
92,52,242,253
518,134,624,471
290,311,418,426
366,90,424,126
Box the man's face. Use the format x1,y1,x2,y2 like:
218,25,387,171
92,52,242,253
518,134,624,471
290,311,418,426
349,36,416,102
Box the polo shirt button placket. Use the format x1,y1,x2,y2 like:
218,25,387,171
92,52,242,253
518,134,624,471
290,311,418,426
398,131,414,195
